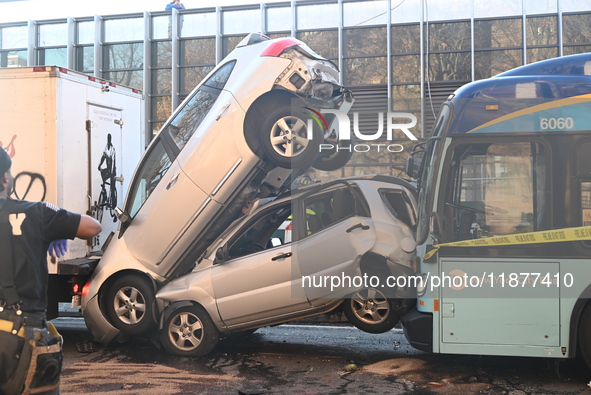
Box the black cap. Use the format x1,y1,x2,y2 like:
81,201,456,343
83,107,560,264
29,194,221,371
0,148,12,175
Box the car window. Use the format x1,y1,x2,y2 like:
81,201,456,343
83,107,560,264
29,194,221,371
227,204,292,260
162,61,236,152
304,188,358,236
127,138,173,218
203,61,235,90
163,89,217,152
380,189,416,229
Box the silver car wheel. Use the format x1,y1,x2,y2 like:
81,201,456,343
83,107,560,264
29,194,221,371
167,311,205,352
269,115,310,158
159,305,219,356
113,285,147,325
348,288,390,325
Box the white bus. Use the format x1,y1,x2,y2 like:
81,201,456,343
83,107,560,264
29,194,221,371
401,52,591,370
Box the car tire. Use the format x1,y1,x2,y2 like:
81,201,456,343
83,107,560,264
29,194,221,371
159,305,219,357
579,302,591,370
259,106,322,169
104,275,156,335
343,288,400,334
313,140,353,171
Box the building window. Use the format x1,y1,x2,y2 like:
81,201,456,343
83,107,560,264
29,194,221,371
526,15,558,63
181,12,216,38
222,35,246,58
223,9,261,35
474,18,522,79
344,27,387,85
563,13,591,56
297,30,337,60
37,23,67,68
104,42,144,88
76,20,94,74
297,3,338,30
103,17,144,90
0,24,27,67
266,6,291,33
427,21,471,82
343,0,387,27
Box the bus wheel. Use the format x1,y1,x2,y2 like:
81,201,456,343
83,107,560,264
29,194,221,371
579,303,591,370
343,288,400,334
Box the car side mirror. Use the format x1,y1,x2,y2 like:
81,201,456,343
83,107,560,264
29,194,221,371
215,246,228,264
114,207,130,224
269,237,282,247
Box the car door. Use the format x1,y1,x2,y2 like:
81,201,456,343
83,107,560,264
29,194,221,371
211,202,310,328
294,186,377,305
120,136,214,273
119,63,242,274
170,60,257,204
177,89,254,203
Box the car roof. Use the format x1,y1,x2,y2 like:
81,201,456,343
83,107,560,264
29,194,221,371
283,174,416,200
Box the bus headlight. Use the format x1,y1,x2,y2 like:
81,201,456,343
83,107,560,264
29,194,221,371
416,273,429,297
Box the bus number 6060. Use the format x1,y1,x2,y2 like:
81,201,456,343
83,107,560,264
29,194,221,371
540,117,574,130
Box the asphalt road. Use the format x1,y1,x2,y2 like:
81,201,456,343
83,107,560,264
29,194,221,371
53,317,591,394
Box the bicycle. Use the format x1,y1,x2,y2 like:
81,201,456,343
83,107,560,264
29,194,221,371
94,168,118,223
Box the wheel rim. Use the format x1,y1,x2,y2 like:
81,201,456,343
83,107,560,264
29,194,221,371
113,286,147,325
269,116,310,158
349,288,390,325
168,312,204,352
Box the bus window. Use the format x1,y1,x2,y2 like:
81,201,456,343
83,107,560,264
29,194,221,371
582,182,591,226
577,141,591,175
443,142,547,242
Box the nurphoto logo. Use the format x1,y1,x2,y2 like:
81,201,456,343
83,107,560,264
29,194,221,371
303,108,418,153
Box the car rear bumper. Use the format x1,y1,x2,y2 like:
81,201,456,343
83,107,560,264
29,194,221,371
82,294,125,346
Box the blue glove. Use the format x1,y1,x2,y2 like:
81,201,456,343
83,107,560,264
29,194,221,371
48,239,68,258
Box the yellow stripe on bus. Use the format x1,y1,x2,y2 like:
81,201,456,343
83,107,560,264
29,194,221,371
467,94,591,134
423,225,591,260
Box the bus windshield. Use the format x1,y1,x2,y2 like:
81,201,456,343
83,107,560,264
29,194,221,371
415,105,451,245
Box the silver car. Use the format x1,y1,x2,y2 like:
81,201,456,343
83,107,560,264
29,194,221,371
155,176,417,356
82,33,353,345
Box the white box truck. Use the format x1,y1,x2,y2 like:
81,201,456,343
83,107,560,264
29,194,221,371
0,66,144,318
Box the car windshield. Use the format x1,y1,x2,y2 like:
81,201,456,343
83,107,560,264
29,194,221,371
127,139,173,218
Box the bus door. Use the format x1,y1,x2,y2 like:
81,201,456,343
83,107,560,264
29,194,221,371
436,140,560,350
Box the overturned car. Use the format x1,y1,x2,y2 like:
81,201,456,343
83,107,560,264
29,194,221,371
81,33,354,344
156,175,417,356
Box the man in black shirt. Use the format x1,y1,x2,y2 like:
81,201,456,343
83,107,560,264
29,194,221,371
0,147,101,394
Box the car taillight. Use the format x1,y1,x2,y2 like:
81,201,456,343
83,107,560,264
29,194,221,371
260,38,301,57
82,280,91,297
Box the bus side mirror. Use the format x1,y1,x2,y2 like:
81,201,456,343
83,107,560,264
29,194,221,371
405,156,422,180
429,211,441,235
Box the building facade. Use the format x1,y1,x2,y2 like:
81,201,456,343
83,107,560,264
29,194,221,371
0,0,590,176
